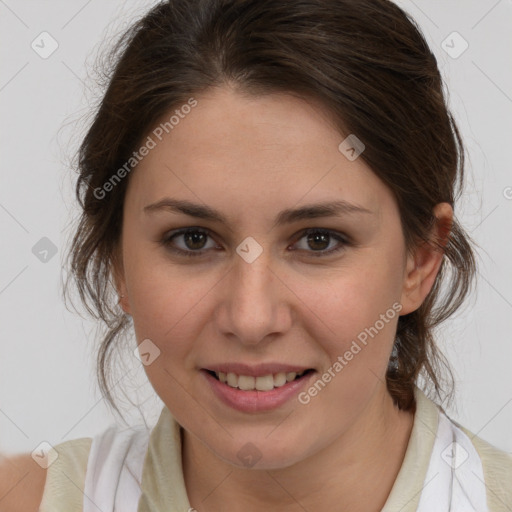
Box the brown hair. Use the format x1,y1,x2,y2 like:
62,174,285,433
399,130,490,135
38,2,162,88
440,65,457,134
64,0,477,416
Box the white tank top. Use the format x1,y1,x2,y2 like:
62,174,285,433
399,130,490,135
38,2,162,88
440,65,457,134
416,411,489,512
83,424,150,512
83,411,489,512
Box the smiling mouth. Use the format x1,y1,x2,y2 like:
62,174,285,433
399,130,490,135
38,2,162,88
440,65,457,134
205,369,315,391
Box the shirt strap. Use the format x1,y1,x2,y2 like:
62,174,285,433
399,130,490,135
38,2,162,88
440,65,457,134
416,410,489,511
83,424,151,512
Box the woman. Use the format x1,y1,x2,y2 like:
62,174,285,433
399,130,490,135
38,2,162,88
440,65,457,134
2,0,511,510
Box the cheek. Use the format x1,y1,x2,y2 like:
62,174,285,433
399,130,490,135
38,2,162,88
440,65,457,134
124,248,223,383
123,229,202,334
292,258,405,421
292,262,404,443
299,255,403,351
127,270,206,351
125,265,213,412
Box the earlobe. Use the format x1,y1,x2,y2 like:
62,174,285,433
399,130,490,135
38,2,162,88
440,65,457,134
114,277,131,315
399,202,453,315
117,293,131,314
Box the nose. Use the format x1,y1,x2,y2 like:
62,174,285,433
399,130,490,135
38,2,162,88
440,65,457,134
214,248,293,347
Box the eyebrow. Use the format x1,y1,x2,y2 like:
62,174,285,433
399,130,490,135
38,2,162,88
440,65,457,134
143,198,373,226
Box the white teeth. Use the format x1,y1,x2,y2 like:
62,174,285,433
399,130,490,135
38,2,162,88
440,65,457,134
273,372,287,387
227,372,238,387
214,370,308,391
255,374,274,391
238,375,255,390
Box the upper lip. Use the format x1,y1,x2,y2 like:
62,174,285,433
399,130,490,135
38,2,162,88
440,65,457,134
203,363,314,377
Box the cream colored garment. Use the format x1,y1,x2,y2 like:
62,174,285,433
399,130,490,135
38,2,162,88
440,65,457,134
39,387,512,511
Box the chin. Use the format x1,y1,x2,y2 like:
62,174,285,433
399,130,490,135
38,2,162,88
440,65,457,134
210,434,311,471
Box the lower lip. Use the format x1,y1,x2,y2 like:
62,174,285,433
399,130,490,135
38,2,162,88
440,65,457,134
201,370,315,413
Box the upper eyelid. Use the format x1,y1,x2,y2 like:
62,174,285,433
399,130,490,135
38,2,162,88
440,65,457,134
164,227,217,243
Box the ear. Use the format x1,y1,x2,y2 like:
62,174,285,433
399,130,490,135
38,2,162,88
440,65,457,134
399,202,453,316
111,241,131,315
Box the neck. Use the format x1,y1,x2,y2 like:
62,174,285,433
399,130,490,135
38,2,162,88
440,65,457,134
182,386,414,512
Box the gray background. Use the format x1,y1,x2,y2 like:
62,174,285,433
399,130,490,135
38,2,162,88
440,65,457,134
1,0,511,456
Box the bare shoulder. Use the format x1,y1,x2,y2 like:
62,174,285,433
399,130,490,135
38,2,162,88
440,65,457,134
0,453,46,512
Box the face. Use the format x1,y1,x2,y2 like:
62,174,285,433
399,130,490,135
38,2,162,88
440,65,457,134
114,86,437,469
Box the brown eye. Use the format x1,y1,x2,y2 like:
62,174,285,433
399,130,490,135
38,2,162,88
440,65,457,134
306,231,330,251
182,230,208,250
292,229,349,257
162,228,217,257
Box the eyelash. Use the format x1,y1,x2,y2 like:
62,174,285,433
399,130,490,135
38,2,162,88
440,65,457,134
161,227,350,258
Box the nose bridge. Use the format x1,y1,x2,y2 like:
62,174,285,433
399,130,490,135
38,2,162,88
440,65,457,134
233,244,275,311
239,246,272,282
220,242,289,344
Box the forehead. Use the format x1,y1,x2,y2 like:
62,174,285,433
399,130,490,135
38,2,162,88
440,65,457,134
126,87,393,220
